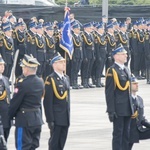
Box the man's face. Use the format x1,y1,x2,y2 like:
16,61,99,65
0,64,5,74
114,53,127,64
53,60,66,72
131,82,138,93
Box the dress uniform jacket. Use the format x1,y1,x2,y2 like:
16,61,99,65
9,75,44,127
25,30,36,56
105,32,116,70
0,76,11,128
130,95,150,143
44,72,70,126
105,63,133,116
13,29,26,77
0,36,14,78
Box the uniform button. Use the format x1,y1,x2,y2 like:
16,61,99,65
22,111,25,113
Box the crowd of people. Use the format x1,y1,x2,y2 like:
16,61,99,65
0,9,150,149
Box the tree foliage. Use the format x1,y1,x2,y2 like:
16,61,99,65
56,0,150,5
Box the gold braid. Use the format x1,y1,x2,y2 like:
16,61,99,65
137,32,144,43
72,36,80,47
96,34,107,45
112,68,130,90
35,37,44,48
16,31,24,43
45,37,54,48
106,35,116,47
118,33,127,44
82,34,92,45
0,90,7,100
51,77,67,100
3,37,13,50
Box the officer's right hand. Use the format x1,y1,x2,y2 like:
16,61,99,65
108,112,117,122
48,122,55,130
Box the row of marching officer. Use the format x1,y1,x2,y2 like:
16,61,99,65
0,18,57,81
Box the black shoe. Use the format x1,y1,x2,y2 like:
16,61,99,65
100,83,105,87
147,80,150,84
72,85,80,89
88,84,96,88
83,84,89,88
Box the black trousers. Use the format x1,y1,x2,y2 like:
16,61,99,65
129,129,150,150
113,116,131,150
15,126,41,150
4,127,10,142
49,125,69,150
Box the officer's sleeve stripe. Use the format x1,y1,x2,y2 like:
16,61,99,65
17,127,23,150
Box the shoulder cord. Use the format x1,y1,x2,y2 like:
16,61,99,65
118,33,127,44
15,31,24,43
106,35,116,47
96,34,107,45
137,32,144,42
82,34,93,45
45,37,54,48
112,68,130,90
51,77,67,100
0,90,7,100
2,38,13,50
73,36,80,46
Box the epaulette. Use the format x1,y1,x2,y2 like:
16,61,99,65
45,76,51,85
106,68,113,77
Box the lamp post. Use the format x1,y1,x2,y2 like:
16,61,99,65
102,0,108,19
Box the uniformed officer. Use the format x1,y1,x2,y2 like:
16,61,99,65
81,22,95,88
116,22,130,65
44,26,56,80
9,54,44,150
0,23,14,78
134,21,145,79
25,21,37,56
105,44,133,150
105,22,116,71
13,21,26,77
129,75,150,149
35,23,46,77
92,23,107,87
0,54,11,142
145,23,150,84
44,53,70,150
71,23,83,89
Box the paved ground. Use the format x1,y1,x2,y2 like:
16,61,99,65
7,79,150,150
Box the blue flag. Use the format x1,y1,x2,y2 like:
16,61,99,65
60,9,74,59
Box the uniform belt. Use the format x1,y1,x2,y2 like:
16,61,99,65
20,108,40,113
37,49,46,53
6,52,13,55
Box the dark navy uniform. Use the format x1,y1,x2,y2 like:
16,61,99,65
129,95,150,149
0,26,14,78
116,29,130,65
105,31,116,71
44,27,56,80
35,33,46,77
144,29,150,83
105,45,133,150
0,55,11,142
81,23,95,88
71,24,83,89
44,53,70,150
134,25,145,78
93,24,107,87
13,22,26,77
9,54,44,150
